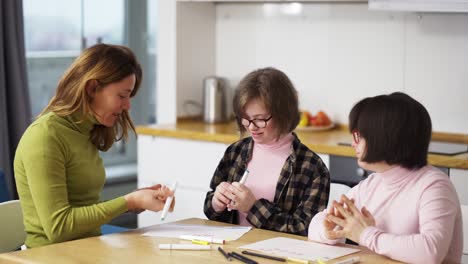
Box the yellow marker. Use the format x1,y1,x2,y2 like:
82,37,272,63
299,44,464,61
287,257,310,264
191,239,210,245
317,259,328,264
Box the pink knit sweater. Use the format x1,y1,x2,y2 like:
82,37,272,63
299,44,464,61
308,166,462,264
238,133,294,226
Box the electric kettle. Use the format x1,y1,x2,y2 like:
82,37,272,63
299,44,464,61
203,76,229,123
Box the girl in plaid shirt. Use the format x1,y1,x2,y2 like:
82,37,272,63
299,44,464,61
204,67,330,236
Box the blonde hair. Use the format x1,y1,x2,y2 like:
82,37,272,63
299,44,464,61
40,44,142,151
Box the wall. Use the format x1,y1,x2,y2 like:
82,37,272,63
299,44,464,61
205,2,467,134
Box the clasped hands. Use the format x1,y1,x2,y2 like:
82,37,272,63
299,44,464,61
124,184,175,213
324,194,375,243
212,181,256,213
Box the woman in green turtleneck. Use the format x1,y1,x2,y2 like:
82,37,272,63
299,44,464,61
14,44,174,248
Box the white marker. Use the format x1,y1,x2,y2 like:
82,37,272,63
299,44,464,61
228,170,249,211
158,244,211,250
179,235,225,245
239,169,249,185
161,181,178,221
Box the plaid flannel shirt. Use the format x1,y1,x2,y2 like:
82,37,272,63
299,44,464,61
204,133,330,236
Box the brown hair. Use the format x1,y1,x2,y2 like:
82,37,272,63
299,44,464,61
349,92,432,169
233,67,300,139
40,43,142,151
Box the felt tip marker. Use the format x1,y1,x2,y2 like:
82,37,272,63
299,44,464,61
239,169,249,184
179,235,225,245
218,247,232,261
241,250,286,262
192,239,210,245
334,257,360,264
158,244,211,250
161,181,178,221
228,170,249,211
286,257,310,264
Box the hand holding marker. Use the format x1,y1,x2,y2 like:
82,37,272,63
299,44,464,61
228,169,249,211
161,181,178,221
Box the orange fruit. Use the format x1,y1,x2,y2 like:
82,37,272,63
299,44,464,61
316,111,331,126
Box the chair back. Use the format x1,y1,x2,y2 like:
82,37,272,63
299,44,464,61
0,200,26,253
101,224,130,235
328,183,352,208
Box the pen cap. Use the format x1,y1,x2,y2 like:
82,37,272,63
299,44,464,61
170,181,178,192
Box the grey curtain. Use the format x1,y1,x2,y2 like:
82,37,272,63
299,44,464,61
0,0,31,200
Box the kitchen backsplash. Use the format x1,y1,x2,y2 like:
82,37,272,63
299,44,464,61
210,3,468,134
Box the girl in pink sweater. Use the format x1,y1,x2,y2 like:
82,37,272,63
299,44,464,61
308,92,463,263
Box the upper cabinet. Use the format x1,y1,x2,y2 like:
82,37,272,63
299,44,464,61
177,0,468,12
369,0,468,13
178,0,366,2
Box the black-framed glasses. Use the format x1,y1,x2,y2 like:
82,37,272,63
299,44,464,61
352,129,361,144
241,116,272,128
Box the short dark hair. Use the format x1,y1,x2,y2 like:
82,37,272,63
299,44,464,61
233,67,300,138
349,92,432,169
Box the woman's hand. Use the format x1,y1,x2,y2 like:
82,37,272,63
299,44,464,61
124,185,175,213
126,184,161,213
227,182,256,213
212,182,235,213
325,195,375,243
323,197,355,239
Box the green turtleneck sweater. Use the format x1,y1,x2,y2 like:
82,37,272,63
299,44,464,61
14,112,128,248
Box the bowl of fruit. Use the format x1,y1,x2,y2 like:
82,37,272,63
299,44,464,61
296,110,334,131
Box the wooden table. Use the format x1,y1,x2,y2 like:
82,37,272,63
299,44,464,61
0,218,402,264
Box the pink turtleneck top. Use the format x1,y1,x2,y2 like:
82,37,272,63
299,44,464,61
308,165,462,264
238,133,294,226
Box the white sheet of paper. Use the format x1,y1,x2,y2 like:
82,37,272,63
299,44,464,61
240,237,360,261
142,224,251,241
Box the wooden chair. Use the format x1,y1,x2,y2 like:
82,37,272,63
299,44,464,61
0,200,26,253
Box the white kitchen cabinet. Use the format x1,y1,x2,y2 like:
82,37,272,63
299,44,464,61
316,153,330,169
449,169,468,205
137,135,228,227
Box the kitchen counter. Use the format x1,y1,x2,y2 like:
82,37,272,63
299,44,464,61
136,119,468,170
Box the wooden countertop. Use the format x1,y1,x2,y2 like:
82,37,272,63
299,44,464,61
136,119,468,170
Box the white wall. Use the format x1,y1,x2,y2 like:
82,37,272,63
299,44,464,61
212,3,468,134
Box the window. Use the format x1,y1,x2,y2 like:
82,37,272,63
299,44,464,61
23,0,157,169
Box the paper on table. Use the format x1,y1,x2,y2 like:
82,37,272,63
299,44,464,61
240,237,360,261
142,224,251,241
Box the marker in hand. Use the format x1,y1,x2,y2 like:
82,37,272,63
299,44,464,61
161,181,178,221
228,169,249,211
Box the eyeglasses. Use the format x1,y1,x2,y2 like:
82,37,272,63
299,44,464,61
352,129,361,144
241,116,272,128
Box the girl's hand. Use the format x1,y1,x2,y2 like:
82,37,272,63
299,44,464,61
212,182,235,213
227,182,256,213
325,195,375,243
323,197,355,239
